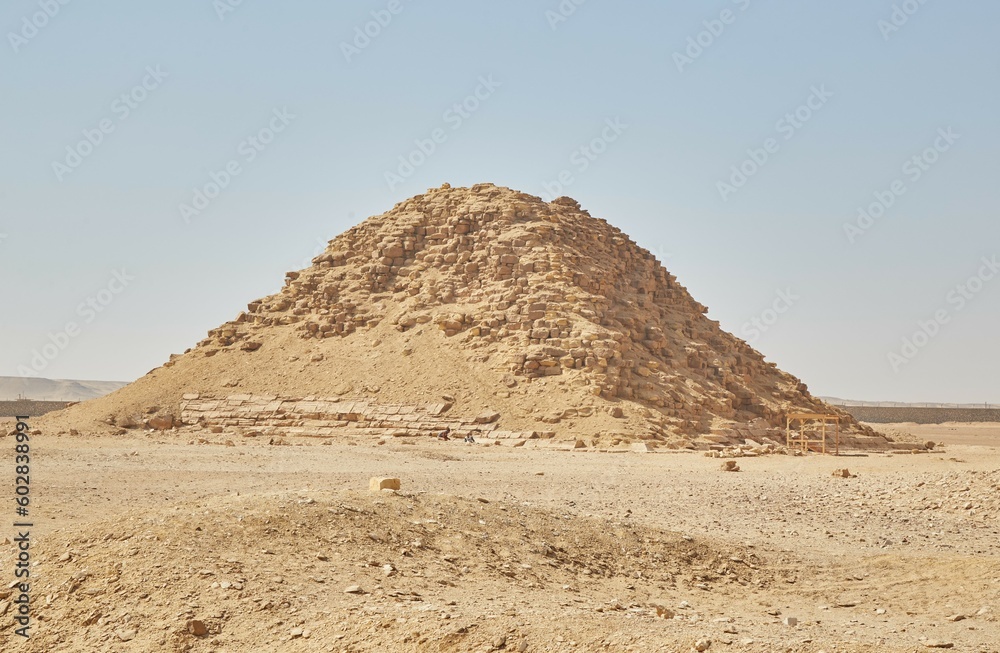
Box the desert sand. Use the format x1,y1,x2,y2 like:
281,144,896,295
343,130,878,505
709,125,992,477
1,420,997,652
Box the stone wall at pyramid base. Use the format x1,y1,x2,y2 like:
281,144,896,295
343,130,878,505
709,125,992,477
164,393,900,452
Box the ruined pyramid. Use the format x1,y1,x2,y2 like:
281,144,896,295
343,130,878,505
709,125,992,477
50,183,881,447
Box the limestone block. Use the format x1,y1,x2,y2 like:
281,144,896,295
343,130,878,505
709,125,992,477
147,415,175,430
368,477,399,492
475,411,501,424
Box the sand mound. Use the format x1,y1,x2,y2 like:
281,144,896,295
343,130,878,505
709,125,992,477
42,183,878,444
9,491,770,651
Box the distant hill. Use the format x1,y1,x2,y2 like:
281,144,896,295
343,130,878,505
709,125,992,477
820,396,998,409
0,377,127,401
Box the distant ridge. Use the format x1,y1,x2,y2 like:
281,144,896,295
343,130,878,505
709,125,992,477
0,377,127,402
821,396,999,409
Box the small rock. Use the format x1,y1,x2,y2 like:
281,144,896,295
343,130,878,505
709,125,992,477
290,627,303,638
369,477,401,492
923,641,954,649
187,619,208,637
783,616,798,627
693,638,712,652
475,410,501,424
944,614,965,622
147,415,174,431
116,629,136,642
720,461,739,472
344,585,363,594
832,468,853,478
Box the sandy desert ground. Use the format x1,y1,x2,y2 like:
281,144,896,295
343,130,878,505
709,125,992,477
1,420,998,652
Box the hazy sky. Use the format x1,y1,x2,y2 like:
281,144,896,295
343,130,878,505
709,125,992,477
1,1,997,403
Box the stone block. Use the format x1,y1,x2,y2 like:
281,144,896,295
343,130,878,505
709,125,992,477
148,415,175,430
369,477,401,492
475,410,501,424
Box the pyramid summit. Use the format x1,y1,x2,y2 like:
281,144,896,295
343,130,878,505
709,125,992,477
50,183,880,446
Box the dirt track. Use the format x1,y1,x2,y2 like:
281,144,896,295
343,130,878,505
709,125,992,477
1,421,998,652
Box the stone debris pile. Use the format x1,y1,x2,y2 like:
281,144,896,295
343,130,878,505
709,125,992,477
705,439,789,459
58,183,885,445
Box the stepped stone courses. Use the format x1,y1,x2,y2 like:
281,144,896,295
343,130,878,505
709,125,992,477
179,393,517,439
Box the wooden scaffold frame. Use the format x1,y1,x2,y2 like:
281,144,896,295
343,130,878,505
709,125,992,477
785,413,841,455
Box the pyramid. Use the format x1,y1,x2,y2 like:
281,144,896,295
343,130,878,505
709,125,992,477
49,183,881,446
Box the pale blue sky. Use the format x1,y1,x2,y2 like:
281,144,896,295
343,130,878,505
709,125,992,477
1,1,997,403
